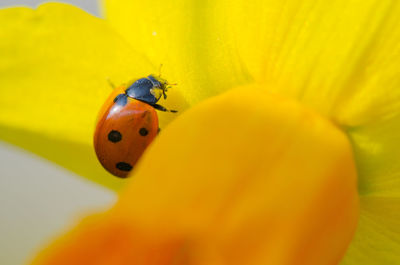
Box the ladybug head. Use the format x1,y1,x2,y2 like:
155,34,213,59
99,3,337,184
148,75,176,100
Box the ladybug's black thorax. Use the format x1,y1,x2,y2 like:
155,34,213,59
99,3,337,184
125,75,164,104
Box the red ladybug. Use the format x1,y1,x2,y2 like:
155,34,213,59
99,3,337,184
94,75,176,178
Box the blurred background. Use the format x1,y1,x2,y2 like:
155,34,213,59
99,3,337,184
0,1,116,265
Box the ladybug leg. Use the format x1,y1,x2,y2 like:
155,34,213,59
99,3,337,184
151,103,178,113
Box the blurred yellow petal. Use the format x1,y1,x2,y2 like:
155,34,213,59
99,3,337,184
340,116,400,264
31,88,359,265
0,3,185,189
341,196,400,265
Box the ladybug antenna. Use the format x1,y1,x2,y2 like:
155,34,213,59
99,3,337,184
162,88,167,100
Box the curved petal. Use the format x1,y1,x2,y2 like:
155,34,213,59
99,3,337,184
31,88,359,265
0,3,186,189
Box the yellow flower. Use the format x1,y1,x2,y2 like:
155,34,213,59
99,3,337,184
0,0,399,264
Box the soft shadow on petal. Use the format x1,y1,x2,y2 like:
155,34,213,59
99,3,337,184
348,115,400,197
0,3,174,190
31,87,358,265
341,116,400,264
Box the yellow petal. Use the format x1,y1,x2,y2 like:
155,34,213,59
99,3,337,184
0,3,185,189
104,0,254,106
341,116,400,264
341,196,400,265
348,116,400,197
104,0,400,126
232,0,400,126
31,87,359,265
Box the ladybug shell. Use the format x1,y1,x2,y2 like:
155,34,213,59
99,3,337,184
94,86,158,178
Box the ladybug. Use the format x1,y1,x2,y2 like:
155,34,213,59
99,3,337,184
94,75,177,178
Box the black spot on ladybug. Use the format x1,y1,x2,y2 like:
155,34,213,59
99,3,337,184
139,127,149,136
113,94,128,106
116,162,133,171
157,128,161,134
108,130,122,143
